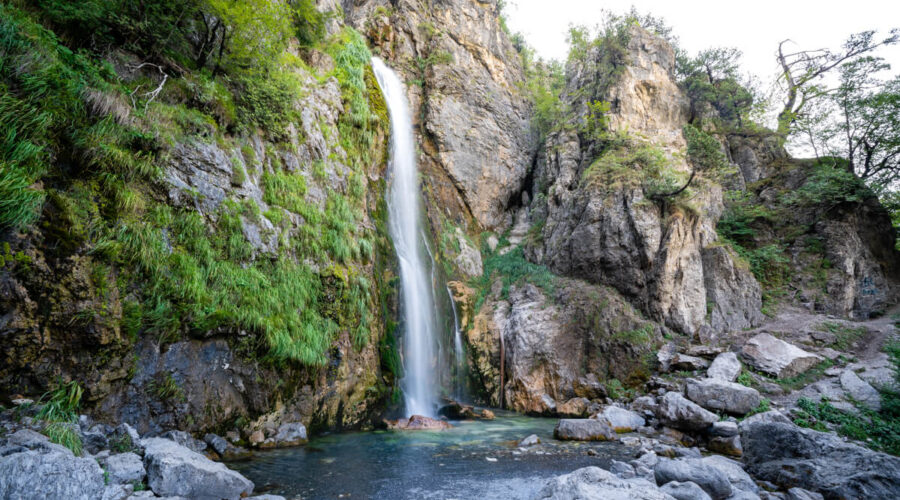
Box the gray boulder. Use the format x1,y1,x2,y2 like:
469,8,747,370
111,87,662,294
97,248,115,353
742,421,900,499
104,452,146,485
685,378,761,415
710,421,738,437
738,410,791,432
554,419,617,441
274,422,308,447
101,483,133,500
661,481,713,500
518,434,541,447
654,458,733,499
142,437,254,499
701,455,758,493
707,352,742,382
0,447,105,499
204,433,229,456
741,334,822,379
839,370,881,411
609,459,637,479
533,466,675,500
657,392,718,431
158,430,207,453
593,405,646,432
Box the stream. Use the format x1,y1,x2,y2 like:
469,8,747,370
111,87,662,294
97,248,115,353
231,410,634,499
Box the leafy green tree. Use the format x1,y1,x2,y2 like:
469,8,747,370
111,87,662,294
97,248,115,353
775,29,899,137
676,47,758,128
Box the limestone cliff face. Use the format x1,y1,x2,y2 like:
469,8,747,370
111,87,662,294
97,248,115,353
525,27,763,340
344,0,533,231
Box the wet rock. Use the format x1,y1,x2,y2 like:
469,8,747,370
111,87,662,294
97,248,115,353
742,421,900,498
593,405,646,432
557,397,591,417
839,370,881,411
204,433,229,456
661,481,713,500
274,423,308,447
384,415,452,431
103,452,145,485
142,437,254,499
707,352,742,382
533,466,674,499
741,334,822,379
0,447,105,499
657,392,718,431
554,419,617,441
518,434,541,447
685,378,761,415
655,458,733,499
480,409,496,420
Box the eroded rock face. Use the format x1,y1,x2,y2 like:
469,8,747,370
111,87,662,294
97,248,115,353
524,26,761,339
464,279,660,413
346,0,533,230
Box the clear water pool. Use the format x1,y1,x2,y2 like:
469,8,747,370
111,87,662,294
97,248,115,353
230,410,636,499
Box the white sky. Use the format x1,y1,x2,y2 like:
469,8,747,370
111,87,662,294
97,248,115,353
505,0,900,84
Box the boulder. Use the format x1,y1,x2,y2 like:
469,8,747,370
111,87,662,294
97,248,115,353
685,378,761,415
839,370,881,411
518,434,541,447
654,458,733,499
384,415,452,431
554,419,617,441
157,430,207,453
656,392,718,431
82,430,109,455
480,409,496,420
593,405,646,432
104,452,146,485
204,433,229,456
142,437,254,499
701,455,758,494
100,483,133,500
742,421,900,499
533,466,674,500
660,481,713,500
248,430,265,446
737,410,792,433
0,448,105,499
707,352,742,382
671,354,711,372
707,435,742,457
557,397,591,417
631,395,660,416
710,421,738,437
609,460,637,479
741,334,822,379
786,488,824,500
274,423,308,447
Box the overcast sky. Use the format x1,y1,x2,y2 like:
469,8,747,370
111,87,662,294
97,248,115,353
504,0,900,84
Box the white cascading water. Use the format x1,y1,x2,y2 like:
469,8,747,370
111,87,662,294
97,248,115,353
372,57,439,417
447,286,466,400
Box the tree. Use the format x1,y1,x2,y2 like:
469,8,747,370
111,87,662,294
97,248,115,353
775,29,899,137
677,47,757,128
793,55,900,187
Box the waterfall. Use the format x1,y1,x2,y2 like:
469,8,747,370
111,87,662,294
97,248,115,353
447,286,467,401
372,57,440,418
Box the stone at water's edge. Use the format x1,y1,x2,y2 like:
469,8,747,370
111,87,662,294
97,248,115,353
274,422,308,447
592,405,646,433
384,415,452,431
554,419,617,441
143,437,254,499
741,333,822,378
0,448,105,499
532,466,674,500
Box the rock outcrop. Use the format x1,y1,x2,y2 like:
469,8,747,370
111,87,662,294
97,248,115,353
742,421,900,499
